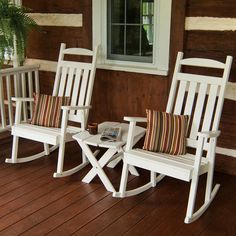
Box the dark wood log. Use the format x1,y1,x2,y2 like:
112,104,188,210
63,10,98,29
187,0,236,17
26,27,90,61
22,0,92,14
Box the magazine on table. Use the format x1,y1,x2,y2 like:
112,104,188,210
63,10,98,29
100,127,122,142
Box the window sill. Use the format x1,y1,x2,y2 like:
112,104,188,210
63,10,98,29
96,63,169,76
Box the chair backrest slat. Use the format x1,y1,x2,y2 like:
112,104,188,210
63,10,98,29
201,84,219,132
174,80,188,115
70,68,82,107
77,69,89,106
64,67,75,97
189,82,208,140
183,81,197,116
58,66,69,97
27,71,34,117
167,52,232,150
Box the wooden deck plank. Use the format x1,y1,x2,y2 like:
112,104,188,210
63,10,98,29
19,166,125,235
73,178,156,235
0,134,235,235
45,174,153,235
121,178,188,236
96,177,186,236
0,176,99,235
22,187,112,236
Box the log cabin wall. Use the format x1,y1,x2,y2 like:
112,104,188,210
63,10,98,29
22,0,92,95
22,0,235,174
185,0,236,174
22,0,186,120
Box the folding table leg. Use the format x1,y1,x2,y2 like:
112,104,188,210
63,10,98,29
82,148,117,183
107,149,139,176
78,141,116,193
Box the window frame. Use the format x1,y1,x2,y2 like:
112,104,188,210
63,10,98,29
92,0,172,75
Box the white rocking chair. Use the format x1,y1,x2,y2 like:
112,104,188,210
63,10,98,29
6,43,99,178
114,52,232,224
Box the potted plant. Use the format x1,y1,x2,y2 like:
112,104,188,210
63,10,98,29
0,0,39,67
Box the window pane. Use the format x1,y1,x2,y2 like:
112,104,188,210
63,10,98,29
126,26,140,55
110,25,124,55
111,0,125,23
141,25,153,56
107,0,154,63
126,0,141,24
143,24,153,45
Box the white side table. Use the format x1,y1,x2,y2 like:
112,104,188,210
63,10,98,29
73,121,146,193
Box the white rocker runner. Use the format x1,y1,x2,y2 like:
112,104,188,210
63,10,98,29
73,121,146,193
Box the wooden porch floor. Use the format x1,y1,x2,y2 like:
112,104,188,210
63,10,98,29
0,133,235,235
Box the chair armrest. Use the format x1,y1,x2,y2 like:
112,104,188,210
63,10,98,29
124,116,147,123
12,97,34,102
61,105,92,111
13,97,34,125
124,117,147,151
193,130,221,170
197,130,221,139
61,105,91,131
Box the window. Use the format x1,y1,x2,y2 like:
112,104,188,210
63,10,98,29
93,0,172,75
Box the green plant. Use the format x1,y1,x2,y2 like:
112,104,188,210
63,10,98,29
0,0,39,67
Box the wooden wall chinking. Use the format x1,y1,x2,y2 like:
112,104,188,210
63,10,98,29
22,0,236,174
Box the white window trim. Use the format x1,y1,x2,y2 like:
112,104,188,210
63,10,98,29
92,0,172,75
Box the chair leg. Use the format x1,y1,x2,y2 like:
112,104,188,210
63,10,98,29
56,141,66,175
184,138,220,224
151,171,157,187
185,176,220,224
44,143,50,155
185,175,199,223
205,138,216,202
11,136,19,163
115,161,129,198
205,164,214,202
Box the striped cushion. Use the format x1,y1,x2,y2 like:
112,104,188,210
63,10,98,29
143,110,189,155
31,94,70,128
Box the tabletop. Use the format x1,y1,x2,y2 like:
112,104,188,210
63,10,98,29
73,121,146,149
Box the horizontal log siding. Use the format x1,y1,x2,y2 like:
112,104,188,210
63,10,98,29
185,31,236,82
187,0,236,17
22,0,90,13
23,0,92,61
90,70,168,123
26,27,89,61
185,0,236,168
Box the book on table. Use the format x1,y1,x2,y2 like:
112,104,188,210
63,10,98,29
100,127,122,142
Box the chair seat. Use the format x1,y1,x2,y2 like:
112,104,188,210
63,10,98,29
12,123,82,145
124,149,209,181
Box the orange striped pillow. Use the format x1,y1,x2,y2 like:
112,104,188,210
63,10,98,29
143,110,189,155
31,94,70,128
